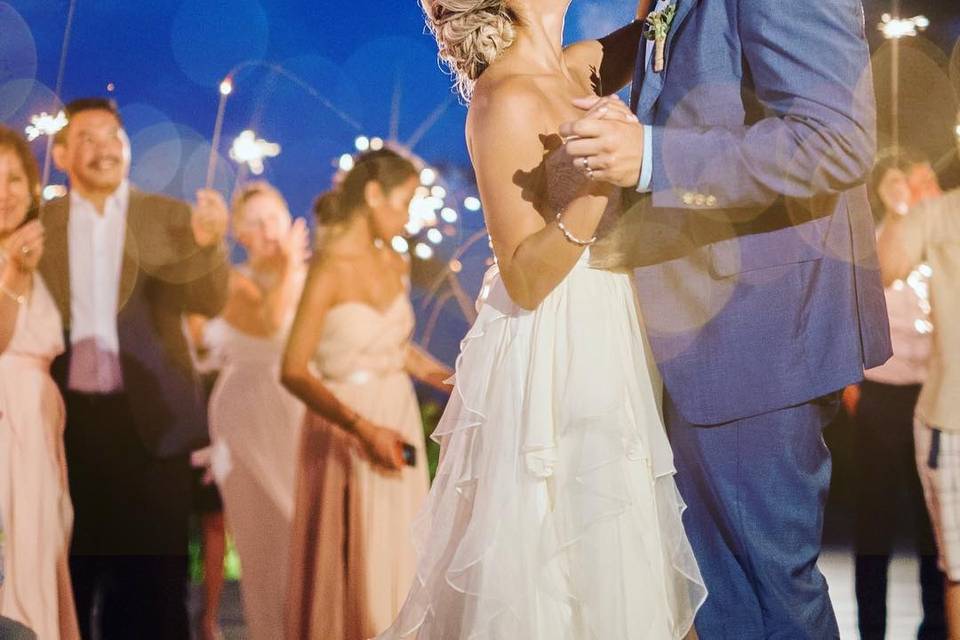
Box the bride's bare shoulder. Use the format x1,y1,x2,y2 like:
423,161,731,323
466,74,551,149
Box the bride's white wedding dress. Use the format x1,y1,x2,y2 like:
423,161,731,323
378,155,706,640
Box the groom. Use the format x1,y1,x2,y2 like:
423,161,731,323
562,0,889,637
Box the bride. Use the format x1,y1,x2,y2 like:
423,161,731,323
378,0,706,638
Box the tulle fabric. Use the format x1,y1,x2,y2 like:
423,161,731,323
377,253,706,640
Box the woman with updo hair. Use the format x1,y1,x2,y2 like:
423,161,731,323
0,125,80,639
376,0,706,638
282,149,452,639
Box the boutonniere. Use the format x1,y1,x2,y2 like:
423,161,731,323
643,4,677,73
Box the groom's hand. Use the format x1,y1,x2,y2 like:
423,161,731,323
560,96,645,189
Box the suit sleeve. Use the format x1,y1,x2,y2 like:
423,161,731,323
648,0,876,210
180,244,230,317
158,200,230,318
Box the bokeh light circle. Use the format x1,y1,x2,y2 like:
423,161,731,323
171,0,269,87
0,3,38,101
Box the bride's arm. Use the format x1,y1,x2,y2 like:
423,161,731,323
466,81,613,311
563,0,653,96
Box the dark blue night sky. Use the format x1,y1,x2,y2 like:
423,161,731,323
7,0,960,214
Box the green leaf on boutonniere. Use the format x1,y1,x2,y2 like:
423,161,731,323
643,4,677,72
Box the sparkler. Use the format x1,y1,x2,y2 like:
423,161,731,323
879,10,931,155
205,61,363,190
205,76,233,189
38,0,77,190
879,14,929,40
25,111,68,142
228,130,280,175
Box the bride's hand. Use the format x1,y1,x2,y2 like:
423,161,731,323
560,95,645,188
569,95,639,128
354,418,406,471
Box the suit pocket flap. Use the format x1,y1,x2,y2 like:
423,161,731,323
709,216,831,278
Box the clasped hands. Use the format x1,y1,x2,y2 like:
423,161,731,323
559,95,645,189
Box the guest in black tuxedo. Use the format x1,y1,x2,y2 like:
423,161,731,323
38,98,230,639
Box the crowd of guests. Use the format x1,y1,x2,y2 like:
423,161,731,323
0,97,450,640
3,95,960,640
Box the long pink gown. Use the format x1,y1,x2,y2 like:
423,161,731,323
0,274,79,639
207,318,304,640
287,294,429,640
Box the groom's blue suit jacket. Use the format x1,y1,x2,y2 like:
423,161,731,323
628,0,892,425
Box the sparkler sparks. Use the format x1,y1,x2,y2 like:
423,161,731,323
229,130,280,175
25,111,68,142
879,14,929,39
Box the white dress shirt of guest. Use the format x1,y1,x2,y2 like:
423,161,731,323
66,180,128,393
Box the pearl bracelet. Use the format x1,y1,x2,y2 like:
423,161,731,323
555,211,597,247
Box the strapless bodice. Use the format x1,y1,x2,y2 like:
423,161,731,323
312,294,415,385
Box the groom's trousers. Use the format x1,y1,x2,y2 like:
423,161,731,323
666,392,842,640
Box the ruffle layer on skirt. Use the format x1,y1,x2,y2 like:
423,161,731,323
378,259,706,640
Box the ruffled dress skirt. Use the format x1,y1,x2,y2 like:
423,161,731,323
377,253,706,639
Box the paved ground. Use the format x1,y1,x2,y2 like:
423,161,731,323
190,548,927,640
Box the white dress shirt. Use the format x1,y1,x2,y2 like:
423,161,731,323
636,0,670,193
67,181,129,393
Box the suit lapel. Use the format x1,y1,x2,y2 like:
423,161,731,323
37,197,72,328
38,188,143,327
629,35,649,112
118,189,142,310
633,0,700,121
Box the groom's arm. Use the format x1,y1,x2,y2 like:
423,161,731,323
648,0,876,211
564,20,647,96
564,0,654,96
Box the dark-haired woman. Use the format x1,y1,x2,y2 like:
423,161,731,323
282,150,451,640
0,126,80,639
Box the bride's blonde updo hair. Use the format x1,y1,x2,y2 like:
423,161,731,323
422,0,519,100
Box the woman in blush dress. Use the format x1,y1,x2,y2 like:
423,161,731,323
199,182,308,640
281,150,452,640
0,127,80,639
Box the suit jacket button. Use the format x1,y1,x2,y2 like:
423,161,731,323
693,194,706,207
682,192,695,205
705,195,718,207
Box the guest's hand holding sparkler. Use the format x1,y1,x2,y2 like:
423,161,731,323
191,188,229,248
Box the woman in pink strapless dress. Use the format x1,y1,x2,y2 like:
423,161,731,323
0,126,79,639
192,182,309,640
282,150,451,640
